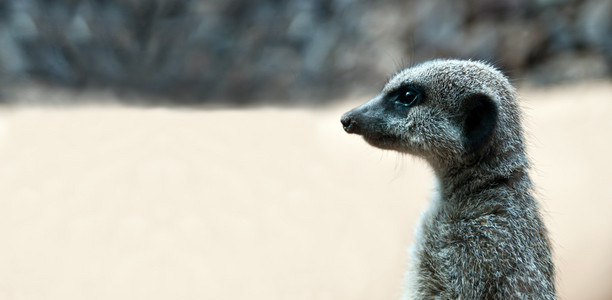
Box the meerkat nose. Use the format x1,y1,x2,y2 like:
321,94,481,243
341,114,358,134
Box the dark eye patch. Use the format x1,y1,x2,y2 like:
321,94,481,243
388,84,424,108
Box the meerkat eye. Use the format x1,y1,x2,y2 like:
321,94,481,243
394,89,420,107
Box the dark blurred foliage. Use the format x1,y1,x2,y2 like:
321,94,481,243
0,0,610,105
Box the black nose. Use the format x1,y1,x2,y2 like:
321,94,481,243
341,114,357,133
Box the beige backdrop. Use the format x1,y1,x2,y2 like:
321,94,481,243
0,82,611,299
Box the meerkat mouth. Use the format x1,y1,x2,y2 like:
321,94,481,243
363,133,398,150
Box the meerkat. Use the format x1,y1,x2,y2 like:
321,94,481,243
340,59,555,299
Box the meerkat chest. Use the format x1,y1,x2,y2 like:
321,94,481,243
403,191,443,299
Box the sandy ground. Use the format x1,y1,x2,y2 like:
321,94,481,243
0,82,611,300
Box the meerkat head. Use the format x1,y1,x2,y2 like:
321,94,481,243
341,59,523,170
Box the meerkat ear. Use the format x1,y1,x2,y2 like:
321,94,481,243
462,94,498,152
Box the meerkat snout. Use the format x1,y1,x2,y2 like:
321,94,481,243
340,59,556,299
341,99,379,135
340,114,357,134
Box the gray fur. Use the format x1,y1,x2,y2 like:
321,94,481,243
341,59,555,299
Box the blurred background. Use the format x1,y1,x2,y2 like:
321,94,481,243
0,1,611,300
0,0,610,104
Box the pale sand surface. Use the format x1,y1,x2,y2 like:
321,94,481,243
0,82,611,299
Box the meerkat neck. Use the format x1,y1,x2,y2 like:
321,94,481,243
433,152,532,206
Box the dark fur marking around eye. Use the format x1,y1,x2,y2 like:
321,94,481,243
388,84,425,109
